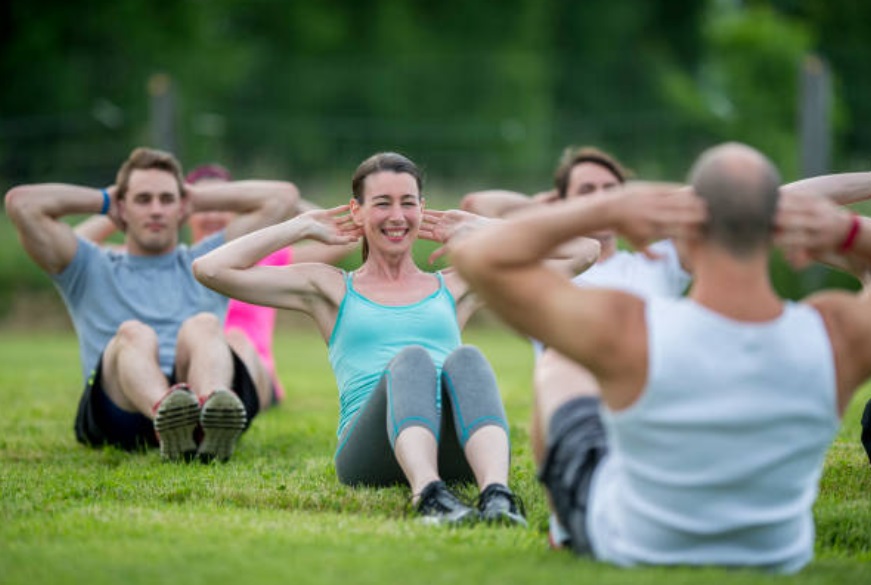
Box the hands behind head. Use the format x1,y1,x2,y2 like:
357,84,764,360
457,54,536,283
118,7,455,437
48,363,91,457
774,192,860,271
419,209,493,264
610,182,707,258
300,205,362,245
104,185,128,232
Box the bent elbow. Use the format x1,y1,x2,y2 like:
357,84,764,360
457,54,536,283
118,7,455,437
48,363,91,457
276,182,301,220
459,192,479,213
450,245,490,286
191,257,217,289
4,186,31,224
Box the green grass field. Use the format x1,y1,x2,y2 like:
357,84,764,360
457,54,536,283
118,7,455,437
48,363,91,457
1,326,870,584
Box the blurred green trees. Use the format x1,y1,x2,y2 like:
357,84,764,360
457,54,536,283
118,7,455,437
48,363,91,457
3,0,868,191
1,0,870,307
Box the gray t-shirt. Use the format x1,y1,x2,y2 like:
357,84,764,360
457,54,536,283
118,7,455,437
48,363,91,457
52,234,228,381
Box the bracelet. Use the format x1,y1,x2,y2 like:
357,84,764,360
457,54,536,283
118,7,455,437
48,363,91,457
838,213,861,252
100,188,111,215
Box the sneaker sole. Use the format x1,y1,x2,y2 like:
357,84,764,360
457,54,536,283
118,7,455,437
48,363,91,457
417,508,479,527
198,389,247,463
154,390,200,462
482,510,528,527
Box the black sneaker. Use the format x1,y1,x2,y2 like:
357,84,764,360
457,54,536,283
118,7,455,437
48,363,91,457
415,480,477,526
477,483,527,527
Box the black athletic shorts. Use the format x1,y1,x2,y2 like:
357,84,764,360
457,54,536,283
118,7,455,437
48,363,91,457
537,396,609,555
74,349,260,451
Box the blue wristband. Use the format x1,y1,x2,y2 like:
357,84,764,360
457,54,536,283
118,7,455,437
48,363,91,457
100,189,110,215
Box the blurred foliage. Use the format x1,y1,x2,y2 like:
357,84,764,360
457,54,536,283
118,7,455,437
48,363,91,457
1,0,870,308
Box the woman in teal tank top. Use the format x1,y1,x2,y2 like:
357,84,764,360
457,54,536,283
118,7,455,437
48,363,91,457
193,152,525,526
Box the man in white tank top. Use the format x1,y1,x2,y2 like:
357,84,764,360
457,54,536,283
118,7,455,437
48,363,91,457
452,142,871,573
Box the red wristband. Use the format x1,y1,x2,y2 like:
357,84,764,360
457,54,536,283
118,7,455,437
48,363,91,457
838,213,861,252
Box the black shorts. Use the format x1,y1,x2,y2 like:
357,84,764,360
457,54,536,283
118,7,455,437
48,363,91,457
537,396,609,555
74,349,260,451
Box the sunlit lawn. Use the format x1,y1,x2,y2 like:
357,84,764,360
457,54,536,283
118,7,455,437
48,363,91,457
1,326,870,585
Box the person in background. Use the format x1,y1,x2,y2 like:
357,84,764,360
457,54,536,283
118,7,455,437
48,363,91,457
76,163,358,410
5,147,298,462
464,147,691,547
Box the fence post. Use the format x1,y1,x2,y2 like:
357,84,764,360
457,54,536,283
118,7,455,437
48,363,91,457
798,54,833,293
148,73,177,154
799,54,831,178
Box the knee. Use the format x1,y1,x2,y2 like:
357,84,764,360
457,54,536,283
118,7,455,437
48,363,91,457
114,320,158,350
177,312,222,340
443,345,489,371
390,345,436,373
226,327,255,356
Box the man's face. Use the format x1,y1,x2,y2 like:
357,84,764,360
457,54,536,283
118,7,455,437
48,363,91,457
567,162,621,243
566,162,621,200
119,168,184,255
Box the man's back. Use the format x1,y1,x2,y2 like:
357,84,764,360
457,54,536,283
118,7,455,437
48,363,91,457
588,296,839,572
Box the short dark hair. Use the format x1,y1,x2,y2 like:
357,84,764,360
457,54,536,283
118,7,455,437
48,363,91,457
553,146,630,199
115,147,185,200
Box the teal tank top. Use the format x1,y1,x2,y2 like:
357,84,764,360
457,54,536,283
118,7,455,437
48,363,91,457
328,271,462,437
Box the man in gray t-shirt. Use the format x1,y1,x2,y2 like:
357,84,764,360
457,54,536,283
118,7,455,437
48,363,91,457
4,147,298,461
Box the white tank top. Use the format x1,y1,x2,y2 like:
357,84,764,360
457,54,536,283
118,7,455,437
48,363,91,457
588,297,839,573
533,240,690,355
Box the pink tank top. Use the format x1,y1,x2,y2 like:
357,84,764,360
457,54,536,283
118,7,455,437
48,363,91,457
224,247,292,401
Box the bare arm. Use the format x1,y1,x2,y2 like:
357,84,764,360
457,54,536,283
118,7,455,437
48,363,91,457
285,197,360,264
73,214,120,246
418,208,601,324
774,191,871,275
192,206,360,336
4,184,110,274
186,180,300,242
449,184,704,380
291,241,360,265
459,190,538,219
781,172,871,205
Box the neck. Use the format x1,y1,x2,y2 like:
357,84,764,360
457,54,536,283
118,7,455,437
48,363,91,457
689,245,782,322
124,237,177,257
597,234,618,261
358,250,421,280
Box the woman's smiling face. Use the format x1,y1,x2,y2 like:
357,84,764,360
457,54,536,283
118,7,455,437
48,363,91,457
353,171,423,254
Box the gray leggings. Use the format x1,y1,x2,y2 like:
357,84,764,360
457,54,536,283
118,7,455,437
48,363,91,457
335,345,509,486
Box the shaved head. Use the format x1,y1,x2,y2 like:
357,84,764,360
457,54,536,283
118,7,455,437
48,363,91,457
690,143,781,257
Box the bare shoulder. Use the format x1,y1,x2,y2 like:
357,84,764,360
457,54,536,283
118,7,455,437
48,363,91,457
805,288,871,411
805,289,871,333
298,262,348,298
438,267,480,326
439,267,468,297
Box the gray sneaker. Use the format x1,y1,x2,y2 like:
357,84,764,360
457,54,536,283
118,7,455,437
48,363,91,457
197,389,247,463
153,384,200,462
416,480,477,526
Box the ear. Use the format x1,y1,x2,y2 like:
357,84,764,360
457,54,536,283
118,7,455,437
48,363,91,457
179,194,192,225
420,197,426,212
349,198,363,226
116,198,128,222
